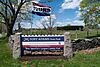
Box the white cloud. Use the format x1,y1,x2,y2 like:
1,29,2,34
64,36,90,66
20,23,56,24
71,20,84,26
35,21,43,28
41,14,56,22
56,20,84,26
35,14,56,28
20,22,32,29
32,0,40,3
61,0,80,11
77,12,81,18
75,11,81,18
14,22,32,29
56,22,67,26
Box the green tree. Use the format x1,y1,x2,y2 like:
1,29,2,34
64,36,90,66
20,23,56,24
80,0,100,37
80,0,100,28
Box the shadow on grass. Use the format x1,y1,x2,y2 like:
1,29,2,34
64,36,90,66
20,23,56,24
86,34,100,39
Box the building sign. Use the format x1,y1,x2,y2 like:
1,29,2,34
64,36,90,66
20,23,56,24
21,35,64,50
32,2,51,16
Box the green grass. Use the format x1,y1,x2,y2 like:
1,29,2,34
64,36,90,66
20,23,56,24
0,38,21,67
69,30,100,39
0,38,100,67
21,29,100,39
27,52,100,67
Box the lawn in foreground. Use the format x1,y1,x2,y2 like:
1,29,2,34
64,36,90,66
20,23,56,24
0,38,100,67
0,38,21,67
28,52,100,67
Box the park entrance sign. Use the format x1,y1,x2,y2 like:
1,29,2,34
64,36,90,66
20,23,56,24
9,32,73,59
21,35,64,50
21,35,64,55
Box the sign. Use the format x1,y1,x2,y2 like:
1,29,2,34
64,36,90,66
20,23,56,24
21,35,64,50
32,2,51,16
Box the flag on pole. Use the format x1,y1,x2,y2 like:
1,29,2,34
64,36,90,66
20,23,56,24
32,2,51,16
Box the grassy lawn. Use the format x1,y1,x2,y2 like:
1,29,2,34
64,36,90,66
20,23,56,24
69,30,100,39
0,38,21,67
22,29,100,39
0,37,100,67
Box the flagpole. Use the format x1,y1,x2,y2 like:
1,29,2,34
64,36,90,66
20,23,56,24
49,14,52,34
30,18,32,35
30,1,33,35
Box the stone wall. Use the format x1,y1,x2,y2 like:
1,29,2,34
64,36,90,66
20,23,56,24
72,38,100,52
9,33,21,59
64,32,73,58
9,35,14,53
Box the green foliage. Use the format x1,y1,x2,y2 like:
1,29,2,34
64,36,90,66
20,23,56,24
80,0,100,28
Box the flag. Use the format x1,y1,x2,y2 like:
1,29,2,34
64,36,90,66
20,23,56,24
32,2,51,16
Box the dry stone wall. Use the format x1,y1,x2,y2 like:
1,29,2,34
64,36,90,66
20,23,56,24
9,33,21,59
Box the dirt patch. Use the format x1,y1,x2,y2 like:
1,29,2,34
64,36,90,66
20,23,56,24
19,56,64,62
80,47,100,54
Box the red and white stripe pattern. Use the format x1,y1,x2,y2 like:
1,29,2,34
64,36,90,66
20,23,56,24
22,42,64,48
32,2,51,16
32,2,51,8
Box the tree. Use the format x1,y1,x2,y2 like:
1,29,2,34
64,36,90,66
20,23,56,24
0,0,53,37
80,0,100,28
80,0,100,37
0,0,53,36
0,23,2,33
16,1,33,32
38,14,56,34
0,0,33,37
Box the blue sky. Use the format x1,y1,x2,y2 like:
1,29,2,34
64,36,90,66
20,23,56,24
20,0,84,28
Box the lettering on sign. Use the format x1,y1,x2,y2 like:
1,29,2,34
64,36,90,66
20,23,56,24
33,7,51,13
21,35,64,50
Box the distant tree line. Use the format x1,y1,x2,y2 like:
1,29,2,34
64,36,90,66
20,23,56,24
57,25,84,31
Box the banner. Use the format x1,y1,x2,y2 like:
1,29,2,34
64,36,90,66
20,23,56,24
21,35,64,50
32,2,51,16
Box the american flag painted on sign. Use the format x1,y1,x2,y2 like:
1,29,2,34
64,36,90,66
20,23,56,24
21,35,64,50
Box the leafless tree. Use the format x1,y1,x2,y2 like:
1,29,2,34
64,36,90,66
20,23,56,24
0,0,34,36
39,15,56,34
